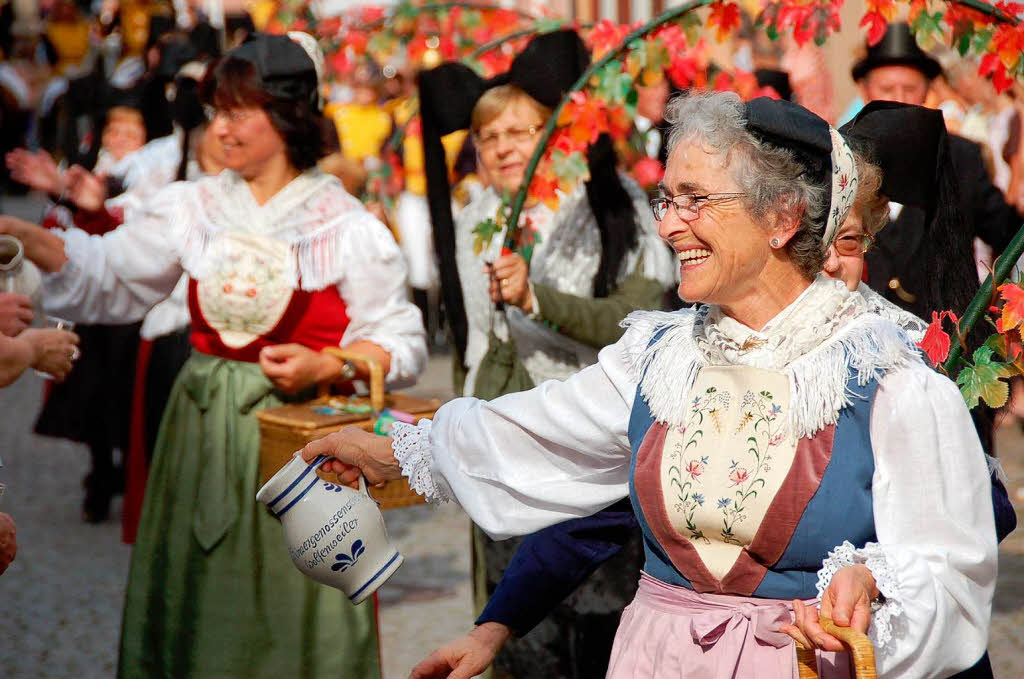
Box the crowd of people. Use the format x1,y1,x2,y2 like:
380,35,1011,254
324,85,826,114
0,0,1020,677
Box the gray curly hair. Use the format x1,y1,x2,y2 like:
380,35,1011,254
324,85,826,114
663,92,830,279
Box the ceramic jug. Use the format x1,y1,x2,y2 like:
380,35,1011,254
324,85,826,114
256,454,404,604
0,235,43,307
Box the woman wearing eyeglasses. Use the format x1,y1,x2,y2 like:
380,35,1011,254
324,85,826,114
0,33,427,678
306,91,995,678
419,32,676,679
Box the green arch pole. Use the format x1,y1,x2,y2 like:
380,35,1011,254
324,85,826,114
500,0,712,252
943,223,1024,372
469,27,545,59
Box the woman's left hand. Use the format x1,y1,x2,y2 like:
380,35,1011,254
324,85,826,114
780,564,877,651
259,343,343,394
299,425,402,487
487,254,532,312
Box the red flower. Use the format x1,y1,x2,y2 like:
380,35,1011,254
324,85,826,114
918,310,954,365
728,468,749,486
630,157,664,189
685,460,705,479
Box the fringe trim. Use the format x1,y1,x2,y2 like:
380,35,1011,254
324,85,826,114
620,309,919,439
179,210,376,292
289,213,363,291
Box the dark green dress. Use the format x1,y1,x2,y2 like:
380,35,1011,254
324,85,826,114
119,354,379,678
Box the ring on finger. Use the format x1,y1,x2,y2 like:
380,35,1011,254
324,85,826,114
70,347,81,361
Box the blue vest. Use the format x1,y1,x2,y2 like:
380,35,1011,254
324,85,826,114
627,372,879,600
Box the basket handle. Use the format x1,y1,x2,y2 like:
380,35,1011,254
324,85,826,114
795,617,876,679
319,347,386,413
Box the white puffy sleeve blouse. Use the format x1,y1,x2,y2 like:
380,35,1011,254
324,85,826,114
42,170,427,384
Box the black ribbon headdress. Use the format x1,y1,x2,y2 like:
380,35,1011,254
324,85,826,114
840,100,973,320
419,30,639,363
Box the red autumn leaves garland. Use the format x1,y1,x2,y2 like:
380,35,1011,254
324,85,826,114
920,281,1024,408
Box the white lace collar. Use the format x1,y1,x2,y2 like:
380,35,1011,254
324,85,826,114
202,168,339,236
178,168,371,291
622,276,920,438
698,276,875,370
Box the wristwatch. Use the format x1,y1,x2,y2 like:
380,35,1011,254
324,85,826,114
338,359,357,381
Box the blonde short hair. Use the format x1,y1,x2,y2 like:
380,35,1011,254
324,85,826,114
471,84,552,133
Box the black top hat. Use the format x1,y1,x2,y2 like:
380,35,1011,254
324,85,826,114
851,23,941,81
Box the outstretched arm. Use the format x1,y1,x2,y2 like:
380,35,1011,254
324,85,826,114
301,327,646,539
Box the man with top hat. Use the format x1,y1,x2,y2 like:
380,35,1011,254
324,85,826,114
851,22,1022,322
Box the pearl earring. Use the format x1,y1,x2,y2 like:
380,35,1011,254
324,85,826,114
770,238,781,248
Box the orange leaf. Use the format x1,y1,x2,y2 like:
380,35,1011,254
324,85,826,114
708,2,741,42
860,11,889,46
1000,283,1024,331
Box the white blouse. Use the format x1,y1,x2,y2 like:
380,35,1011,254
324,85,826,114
42,169,427,385
392,277,996,678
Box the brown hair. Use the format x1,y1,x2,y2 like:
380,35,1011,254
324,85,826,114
106,106,144,127
470,84,552,133
202,56,330,170
853,153,889,237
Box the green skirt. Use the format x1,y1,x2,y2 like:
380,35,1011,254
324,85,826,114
118,353,380,678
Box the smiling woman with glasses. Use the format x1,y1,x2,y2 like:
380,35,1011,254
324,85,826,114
305,91,996,679
0,33,428,678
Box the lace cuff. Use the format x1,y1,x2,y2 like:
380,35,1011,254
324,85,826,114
391,420,453,504
816,540,903,651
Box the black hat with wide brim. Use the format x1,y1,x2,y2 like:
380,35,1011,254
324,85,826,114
851,23,941,81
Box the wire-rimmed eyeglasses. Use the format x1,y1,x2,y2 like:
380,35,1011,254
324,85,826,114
650,193,747,221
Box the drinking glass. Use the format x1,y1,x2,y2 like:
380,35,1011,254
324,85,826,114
35,316,78,379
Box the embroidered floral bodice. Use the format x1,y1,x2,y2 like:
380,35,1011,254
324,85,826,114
660,366,798,579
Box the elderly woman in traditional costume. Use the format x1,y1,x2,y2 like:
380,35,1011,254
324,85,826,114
1,33,426,677
306,91,995,677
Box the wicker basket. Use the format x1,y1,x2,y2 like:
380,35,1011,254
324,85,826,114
256,348,441,510
796,617,876,678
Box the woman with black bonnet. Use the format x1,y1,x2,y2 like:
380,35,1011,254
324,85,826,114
1,32,426,677
303,91,995,678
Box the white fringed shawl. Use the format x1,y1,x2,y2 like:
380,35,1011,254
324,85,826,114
174,169,379,291
621,277,922,439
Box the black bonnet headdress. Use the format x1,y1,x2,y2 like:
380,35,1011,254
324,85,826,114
228,32,324,109
744,97,858,250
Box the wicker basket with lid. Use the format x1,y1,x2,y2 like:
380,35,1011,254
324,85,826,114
256,348,440,510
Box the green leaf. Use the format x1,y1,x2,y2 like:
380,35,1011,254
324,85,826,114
550,149,590,185
956,345,1014,408
535,17,565,32
471,218,501,256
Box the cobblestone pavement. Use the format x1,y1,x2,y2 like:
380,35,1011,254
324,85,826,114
2,196,1024,678
0,356,471,679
